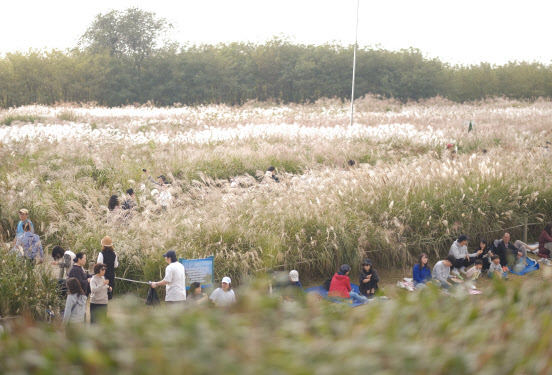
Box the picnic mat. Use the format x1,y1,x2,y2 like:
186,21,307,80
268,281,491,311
305,283,365,307
509,256,539,276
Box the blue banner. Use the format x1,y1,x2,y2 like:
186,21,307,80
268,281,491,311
179,256,214,290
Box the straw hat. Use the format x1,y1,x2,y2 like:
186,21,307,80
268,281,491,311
101,236,113,247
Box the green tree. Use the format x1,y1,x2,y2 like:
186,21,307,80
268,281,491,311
79,7,173,70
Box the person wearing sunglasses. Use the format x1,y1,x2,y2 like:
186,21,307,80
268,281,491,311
90,263,111,324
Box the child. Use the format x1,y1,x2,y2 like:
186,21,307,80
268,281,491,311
465,259,483,282
359,259,380,298
488,255,508,279
63,277,87,325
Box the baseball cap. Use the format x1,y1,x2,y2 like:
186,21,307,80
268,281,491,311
222,276,231,284
19,208,29,214
162,250,176,258
289,270,299,282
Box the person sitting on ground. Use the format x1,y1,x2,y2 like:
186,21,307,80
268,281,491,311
413,253,432,289
449,234,482,275
90,263,111,324
476,239,493,271
359,259,380,298
97,236,118,300
51,246,76,279
68,252,91,295
108,195,120,212
121,188,137,210
328,264,369,304
465,259,484,282
494,233,521,269
511,239,537,272
187,282,209,305
488,255,508,279
63,277,87,326
12,222,43,264
151,250,187,305
266,166,280,183
209,277,236,307
432,255,457,289
537,223,552,260
288,270,302,289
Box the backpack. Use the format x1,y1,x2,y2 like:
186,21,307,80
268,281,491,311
323,278,332,291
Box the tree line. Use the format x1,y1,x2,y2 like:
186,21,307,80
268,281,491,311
0,8,550,108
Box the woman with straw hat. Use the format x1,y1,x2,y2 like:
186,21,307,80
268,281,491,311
97,236,118,300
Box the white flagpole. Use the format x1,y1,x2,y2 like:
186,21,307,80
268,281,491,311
350,0,360,126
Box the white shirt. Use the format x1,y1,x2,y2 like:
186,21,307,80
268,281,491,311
158,190,172,208
209,288,236,307
163,261,186,301
97,252,119,268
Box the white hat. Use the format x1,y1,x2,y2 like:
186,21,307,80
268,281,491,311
222,276,231,284
289,270,299,282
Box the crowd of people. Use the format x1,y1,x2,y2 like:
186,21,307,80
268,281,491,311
6,201,552,323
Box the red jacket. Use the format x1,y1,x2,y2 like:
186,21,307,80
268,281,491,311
328,273,351,298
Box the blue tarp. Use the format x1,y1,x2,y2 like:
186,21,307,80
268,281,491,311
305,283,365,307
509,256,539,276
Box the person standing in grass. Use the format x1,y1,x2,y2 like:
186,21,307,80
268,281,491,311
449,235,482,275
151,250,186,304
432,255,456,289
413,253,432,289
51,246,76,279
12,222,43,265
68,252,90,295
209,277,236,307
15,208,34,236
90,263,111,323
122,188,137,210
63,278,87,326
329,265,369,304
97,236,118,300
359,259,380,298
537,224,552,260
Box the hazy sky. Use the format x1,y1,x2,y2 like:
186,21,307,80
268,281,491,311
1,0,550,66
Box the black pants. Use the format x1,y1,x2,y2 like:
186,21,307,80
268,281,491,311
452,257,473,270
90,303,107,324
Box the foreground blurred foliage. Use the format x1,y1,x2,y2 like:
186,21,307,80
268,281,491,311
0,252,61,320
1,278,552,374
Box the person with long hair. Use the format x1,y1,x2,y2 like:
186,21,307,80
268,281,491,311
413,253,432,289
63,277,87,325
97,236,118,300
537,223,552,260
476,239,493,271
90,263,111,323
67,252,90,294
359,259,380,298
108,195,120,212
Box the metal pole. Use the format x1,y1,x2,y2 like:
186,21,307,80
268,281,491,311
350,0,360,126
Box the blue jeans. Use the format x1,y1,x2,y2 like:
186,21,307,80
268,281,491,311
349,291,369,304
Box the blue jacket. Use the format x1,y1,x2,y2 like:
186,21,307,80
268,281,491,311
413,264,432,284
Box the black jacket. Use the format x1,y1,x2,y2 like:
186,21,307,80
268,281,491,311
68,265,89,295
494,240,518,267
359,260,380,296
